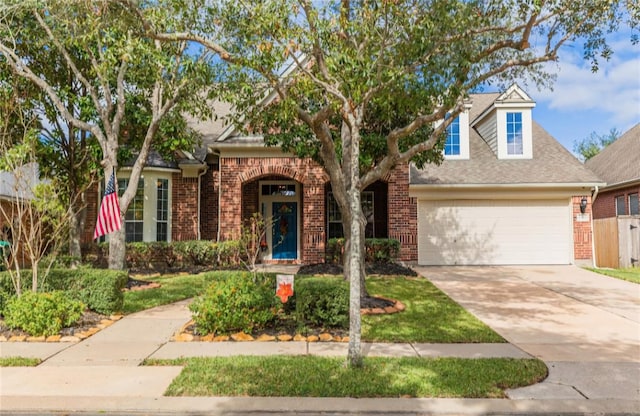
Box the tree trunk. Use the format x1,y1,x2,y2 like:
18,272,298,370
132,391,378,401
108,219,126,270
68,209,82,260
346,187,364,368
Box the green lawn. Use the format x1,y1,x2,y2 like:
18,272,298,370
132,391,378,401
363,277,504,343
586,267,640,284
124,272,504,343
145,355,547,398
122,271,235,314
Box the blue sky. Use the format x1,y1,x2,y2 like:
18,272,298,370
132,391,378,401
519,32,639,155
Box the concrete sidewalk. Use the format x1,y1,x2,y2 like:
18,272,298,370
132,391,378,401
1,265,639,415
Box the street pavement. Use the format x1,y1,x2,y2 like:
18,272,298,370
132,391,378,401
0,265,639,415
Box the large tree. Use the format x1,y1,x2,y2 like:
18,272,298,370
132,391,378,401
0,0,217,269
573,128,621,162
133,0,635,366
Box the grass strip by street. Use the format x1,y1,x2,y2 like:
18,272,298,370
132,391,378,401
144,356,547,398
586,267,640,284
363,277,504,343
0,357,40,366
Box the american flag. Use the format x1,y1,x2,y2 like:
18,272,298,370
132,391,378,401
93,169,122,240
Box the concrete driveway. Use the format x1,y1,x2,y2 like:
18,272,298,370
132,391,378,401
414,265,640,400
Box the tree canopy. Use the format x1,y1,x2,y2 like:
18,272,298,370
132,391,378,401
0,0,219,268
124,0,637,365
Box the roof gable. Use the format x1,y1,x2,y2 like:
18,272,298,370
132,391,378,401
585,123,640,187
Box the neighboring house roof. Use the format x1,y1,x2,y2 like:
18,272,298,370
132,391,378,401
584,123,640,188
0,163,40,200
410,92,603,186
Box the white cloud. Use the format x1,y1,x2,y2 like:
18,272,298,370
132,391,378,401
534,36,640,129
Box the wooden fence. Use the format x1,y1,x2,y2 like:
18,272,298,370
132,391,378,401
594,216,640,268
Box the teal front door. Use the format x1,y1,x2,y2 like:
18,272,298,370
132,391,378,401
272,202,297,260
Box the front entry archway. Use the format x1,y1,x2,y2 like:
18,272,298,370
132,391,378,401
259,181,300,261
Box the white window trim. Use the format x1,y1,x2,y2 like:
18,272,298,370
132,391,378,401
117,171,173,242
439,110,470,160
496,109,533,159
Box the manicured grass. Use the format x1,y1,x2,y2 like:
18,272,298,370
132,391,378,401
587,267,640,284
124,272,504,343
122,271,238,314
145,355,547,398
363,276,505,343
0,357,40,366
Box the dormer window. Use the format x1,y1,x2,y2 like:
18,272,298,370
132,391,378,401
442,110,470,160
471,84,535,160
506,112,523,155
444,116,460,156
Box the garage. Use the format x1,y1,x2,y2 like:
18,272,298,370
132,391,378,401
417,199,573,265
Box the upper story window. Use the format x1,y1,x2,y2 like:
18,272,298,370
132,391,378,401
629,193,639,216
442,110,470,160
444,117,461,156
506,112,523,155
615,195,626,216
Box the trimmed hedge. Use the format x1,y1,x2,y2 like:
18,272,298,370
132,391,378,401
84,240,244,272
326,238,400,264
189,272,278,335
293,277,349,328
0,268,128,315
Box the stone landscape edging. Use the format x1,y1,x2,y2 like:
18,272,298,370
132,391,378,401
173,298,406,343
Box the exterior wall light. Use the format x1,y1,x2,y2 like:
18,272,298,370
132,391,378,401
580,197,588,214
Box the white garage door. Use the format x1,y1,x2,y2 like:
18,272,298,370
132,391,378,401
417,199,572,265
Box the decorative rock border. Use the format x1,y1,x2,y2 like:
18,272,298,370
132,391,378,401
0,315,124,343
361,297,406,315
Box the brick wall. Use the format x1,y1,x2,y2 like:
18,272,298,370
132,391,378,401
387,165,418,262
200,164,219,240
572,195,593,261
171,173,199,241
592,185,640,219
81,182,99,245
218,156,329,264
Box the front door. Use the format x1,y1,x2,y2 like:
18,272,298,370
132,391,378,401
272,202,297,260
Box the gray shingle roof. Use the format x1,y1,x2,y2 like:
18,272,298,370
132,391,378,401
584,123,640,187
410,92,603,186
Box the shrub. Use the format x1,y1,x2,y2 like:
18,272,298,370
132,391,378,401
44,269,128,315
294,277,349,328
4,291,84,337
326,238,400,264
173,240,217,266
190,272,278,335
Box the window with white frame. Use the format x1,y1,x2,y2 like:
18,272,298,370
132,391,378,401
444,116,460,156
629,193,639,216
615,195,626,216
506,112,523,155
441,110,470,160
111,172,173,242
156,178,169,241
119,178,144,242
327,192,374,239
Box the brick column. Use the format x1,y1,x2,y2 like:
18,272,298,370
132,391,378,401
572,195,593,263
387,164,418,262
